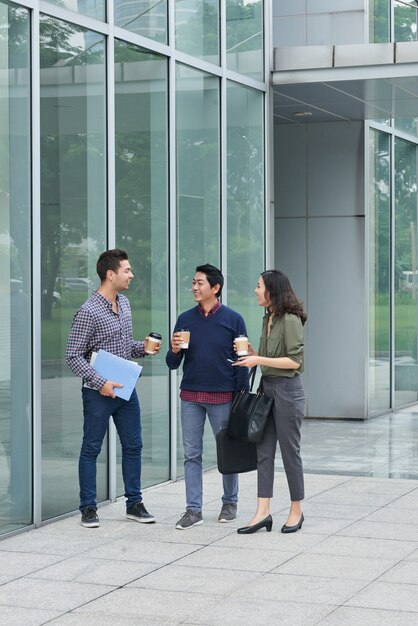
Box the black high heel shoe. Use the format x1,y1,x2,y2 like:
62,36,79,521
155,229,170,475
237,514,273,534
281,513,304,534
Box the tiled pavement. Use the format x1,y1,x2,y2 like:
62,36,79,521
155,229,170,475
2,469,418,625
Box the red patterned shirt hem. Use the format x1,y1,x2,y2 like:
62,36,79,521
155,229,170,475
180,390,233,404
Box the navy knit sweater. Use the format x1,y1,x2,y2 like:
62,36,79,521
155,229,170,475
166,304,249,392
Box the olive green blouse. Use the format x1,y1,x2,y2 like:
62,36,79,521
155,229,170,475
258,312,304,378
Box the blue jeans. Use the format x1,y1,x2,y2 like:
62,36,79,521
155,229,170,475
181,400,238,512
79,388,142,510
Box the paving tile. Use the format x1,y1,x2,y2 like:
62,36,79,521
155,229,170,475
386,490,418,510
377,560,418,583
123,522,236,545
127,564,263,594
0,578,114,611
0,529,109,556
302,501,379,520
362,506,418,524
27,556,159,585
212,528,327,553
337,520,418,542
48,614,176,625
346,580,418,612
232,572,366,605
308,535,418,559
175,545,295,572
86,538,201,564
319,606,418,625
0,606,63,626
272,552,395,580
73,588,213,622
190,597,337,626
0,550,64,577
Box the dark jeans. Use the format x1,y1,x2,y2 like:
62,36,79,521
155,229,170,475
79,387,142,510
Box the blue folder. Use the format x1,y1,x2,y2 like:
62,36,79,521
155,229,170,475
91,349,142,401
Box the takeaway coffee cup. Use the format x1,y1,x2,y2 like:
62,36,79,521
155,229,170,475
178,329,190,349
235,335,248,356
144,332,162,354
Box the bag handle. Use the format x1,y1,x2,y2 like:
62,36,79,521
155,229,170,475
249,366,257,392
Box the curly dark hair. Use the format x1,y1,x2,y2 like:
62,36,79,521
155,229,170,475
261,270,307,325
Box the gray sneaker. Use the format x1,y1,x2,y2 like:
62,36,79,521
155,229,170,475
176,509,203,530
218,503,237,523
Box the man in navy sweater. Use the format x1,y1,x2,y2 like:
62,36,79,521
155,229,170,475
166,264,249,529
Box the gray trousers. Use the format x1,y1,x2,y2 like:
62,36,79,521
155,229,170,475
257,375,305,501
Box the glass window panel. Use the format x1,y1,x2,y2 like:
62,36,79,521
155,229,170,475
40,16,106,520
175,64,220,472
369,0,390,42
369,130,391,414
0,1,31,534
175,0,219,65
176,64,220,313
226,0,264,80
226,82,264,347
43,0,105,22
394,0,418,42
394,137,418,406
115,0,167,44
114,40,169,491
394,117,418,138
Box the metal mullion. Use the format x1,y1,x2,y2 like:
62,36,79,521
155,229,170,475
106,3,117,502
31,3,42,528
264,0,273,270
220,0,227,300
168,1,178,481
364,121,371,418
390,133,396,408
113,26,170,57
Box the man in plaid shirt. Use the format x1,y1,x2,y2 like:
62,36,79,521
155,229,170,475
66,249,159,528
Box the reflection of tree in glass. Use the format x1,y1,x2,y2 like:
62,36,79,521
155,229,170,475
395,138,417,289
226,0,263,53
40,17,104,319
175,1,218,58
394,1,418,42
114,42,168,306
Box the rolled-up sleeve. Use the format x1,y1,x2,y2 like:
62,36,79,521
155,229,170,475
285,314,304,365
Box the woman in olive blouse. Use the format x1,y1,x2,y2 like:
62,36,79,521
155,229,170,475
233,270,307,535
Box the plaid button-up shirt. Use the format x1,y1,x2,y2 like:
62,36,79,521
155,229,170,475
66,291,145,390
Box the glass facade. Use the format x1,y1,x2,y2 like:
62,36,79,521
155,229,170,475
40,16,106,519
370,0,418,42
0,1,32,533
226,0,264,80
369,130,391,414
0,0,267,536
369,127,418,414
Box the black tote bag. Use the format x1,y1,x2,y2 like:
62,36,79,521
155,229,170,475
227,367,273,443
216,428,257,475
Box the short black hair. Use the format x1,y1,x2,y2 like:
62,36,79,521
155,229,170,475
97,249,128,281
195,263,224,297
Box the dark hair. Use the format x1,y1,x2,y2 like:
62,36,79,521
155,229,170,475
261,270,307,324
96,249,128,281
195,263,224,297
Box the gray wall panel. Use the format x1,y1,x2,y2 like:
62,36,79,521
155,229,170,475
272,16,307,47
273,2,367,47
308,122,364,217
274,217,307,305
275,124,307,218
307,217,366,417
274,120,367,418
308,12,366,45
